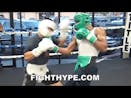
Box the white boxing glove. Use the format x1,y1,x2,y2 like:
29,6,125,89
31,38,59,57
59,19,70,40
59,32,68,41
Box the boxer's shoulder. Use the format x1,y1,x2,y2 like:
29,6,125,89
94,27,106,36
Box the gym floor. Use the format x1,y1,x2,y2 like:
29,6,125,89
0,57,131,86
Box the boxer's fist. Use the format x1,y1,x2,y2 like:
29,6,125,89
31,38,59,57
76,28,97,44
59,19,70,40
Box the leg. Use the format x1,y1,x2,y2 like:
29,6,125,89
75,62,98,86
65,58,98,86
41,71,63,86
64,79,76,86
22,73,36,86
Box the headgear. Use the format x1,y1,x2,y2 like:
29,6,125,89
74,13,91,30
38,19,56,37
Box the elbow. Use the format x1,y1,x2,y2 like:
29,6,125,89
24,57,32,62
24,54,29,61
24,52,32,61
101,48,107,52
63,48,72,55
100,45,108,52
66,50,72,55
59,48,71,55
24,57,29,61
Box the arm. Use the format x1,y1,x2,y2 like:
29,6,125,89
24,38,57,61
58,37,77,55
77,25,107,52
24,39,76,61
93,27,108,52
24,38,35,61
24,50,49,62
76,28,97,43
24,51,35,61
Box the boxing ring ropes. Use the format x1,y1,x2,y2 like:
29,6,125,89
0,12,131,67
0,25,130,67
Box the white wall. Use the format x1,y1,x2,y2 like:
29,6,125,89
0,12,77,20
55,12,77,19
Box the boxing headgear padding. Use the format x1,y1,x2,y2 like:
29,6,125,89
74,13,91,31
38,19,56,37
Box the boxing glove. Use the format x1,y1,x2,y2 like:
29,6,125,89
76,28,97,44
32,38,59,57
59,19,70,40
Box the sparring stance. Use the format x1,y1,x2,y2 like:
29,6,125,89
22,19,69,86
58,13,108,86
26,13,107,86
